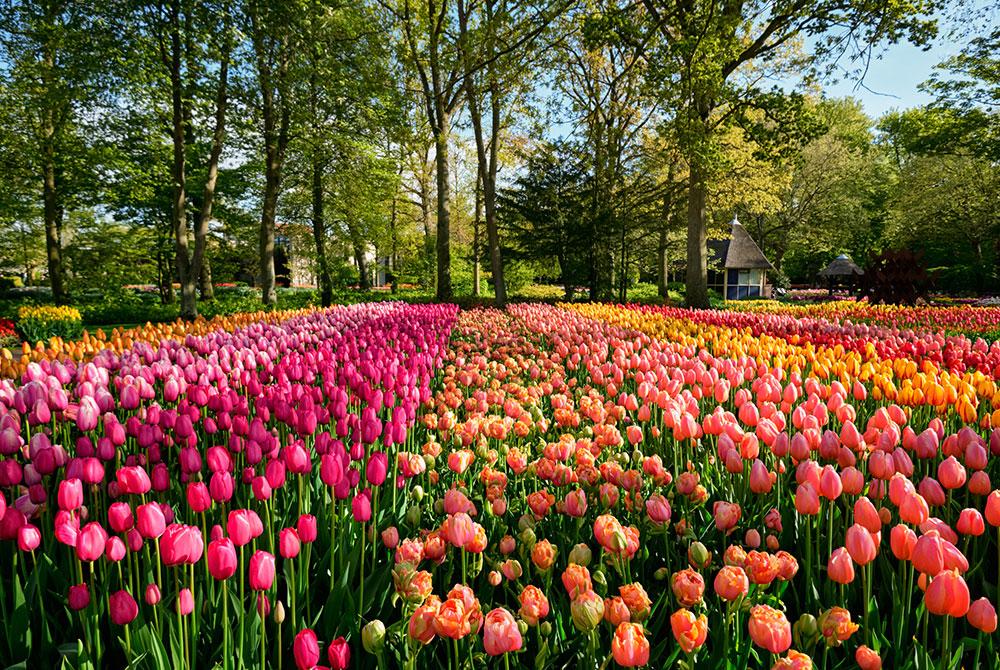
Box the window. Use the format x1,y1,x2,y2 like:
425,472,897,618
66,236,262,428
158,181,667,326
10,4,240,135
727,268,764,299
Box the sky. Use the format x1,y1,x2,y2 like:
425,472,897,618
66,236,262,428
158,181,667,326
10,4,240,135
782,3,999,120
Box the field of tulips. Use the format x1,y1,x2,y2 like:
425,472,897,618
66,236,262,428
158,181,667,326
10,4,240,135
1,300,1000,670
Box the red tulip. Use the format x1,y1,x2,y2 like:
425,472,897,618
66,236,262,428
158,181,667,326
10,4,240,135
177,588,194,616
76,522,108,562
207,537,238,580
328,636,351,669
967,598,997,633
249,550,275,591
297,514,318,543
924,569,970,617
68,583,90,611
109,589,139,625
670,608,708,654
136,502,166,539
58,478,83,511
280,528,301,559
294,629,320,670
844,524,877,565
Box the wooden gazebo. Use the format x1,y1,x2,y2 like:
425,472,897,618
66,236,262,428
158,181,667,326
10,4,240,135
818,254,863,297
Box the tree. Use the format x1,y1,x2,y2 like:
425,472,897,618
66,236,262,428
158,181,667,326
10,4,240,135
246,0,299,307
632,0,936,307
456,0,567,306
0,0,110,302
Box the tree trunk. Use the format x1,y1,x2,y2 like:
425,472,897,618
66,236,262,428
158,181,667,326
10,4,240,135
657,226,669,299
191,15,230,309
260,167,279,306
312,157,332,306
352,236,370,291
169,0,196,319
40,5,68,304
42,135,67,303
433,108,452,300
484,79,506,306
472,170,481,297
200,257,214,300
685,159,710,308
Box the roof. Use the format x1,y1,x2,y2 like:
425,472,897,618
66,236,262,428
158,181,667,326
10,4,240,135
707,219,774,270
818,253,864,277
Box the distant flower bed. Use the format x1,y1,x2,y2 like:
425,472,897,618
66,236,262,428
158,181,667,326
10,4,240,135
16,305,83,344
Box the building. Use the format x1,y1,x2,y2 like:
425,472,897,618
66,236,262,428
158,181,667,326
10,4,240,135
817,253,864,297
707,216,774,300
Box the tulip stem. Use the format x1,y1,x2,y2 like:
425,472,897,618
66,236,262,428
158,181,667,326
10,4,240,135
260,614,266,670
359,524,366,623
222,580,230,670
863,563,872,644
941,615,951,670
288,558,296,632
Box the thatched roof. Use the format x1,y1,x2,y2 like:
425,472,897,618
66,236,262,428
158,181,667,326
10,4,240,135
707,218,774,270
818,254,864,277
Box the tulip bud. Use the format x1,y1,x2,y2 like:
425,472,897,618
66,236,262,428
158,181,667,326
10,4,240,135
793,613,818,647
687,541,711,569
362,620,386,654
568,543,592,566
570,591,605,632
539,621,552,637
273,600,286,624
654,567,669,581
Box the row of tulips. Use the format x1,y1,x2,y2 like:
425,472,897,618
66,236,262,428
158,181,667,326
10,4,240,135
725,299,1000,337
0,306,326,380
2,299,1000,669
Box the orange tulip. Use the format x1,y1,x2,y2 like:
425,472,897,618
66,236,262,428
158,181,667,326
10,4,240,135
670,608,708,654
611,622,650,667
748,605,792,654
517,585,549,627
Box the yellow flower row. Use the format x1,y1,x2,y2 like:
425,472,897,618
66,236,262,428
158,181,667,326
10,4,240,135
0,308,317,379
17,305,83,322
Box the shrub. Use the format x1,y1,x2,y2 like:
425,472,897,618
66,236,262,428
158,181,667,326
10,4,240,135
17,305,84,343
0,276,24,291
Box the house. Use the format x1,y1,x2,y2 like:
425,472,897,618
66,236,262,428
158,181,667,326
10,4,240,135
707,216,774,300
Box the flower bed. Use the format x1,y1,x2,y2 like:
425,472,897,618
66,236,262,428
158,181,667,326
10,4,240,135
0,302,997,669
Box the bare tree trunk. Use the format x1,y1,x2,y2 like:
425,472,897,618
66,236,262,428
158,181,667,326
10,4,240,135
657,226,669,299
352,234,371,291
40,4,67,303
472,169,481,297
169,0,196,319
433,108,452,300
252,8,290,308
312,157,332,306
686,159,709,308
484,78,506,305
191,14,231,309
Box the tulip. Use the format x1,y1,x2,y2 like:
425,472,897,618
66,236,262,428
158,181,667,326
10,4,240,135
17,524,41,552
249,550,276,591
68,583,90,611
844,524,877,565
714,565,749,601
136,503,166,539
924,569,970,617
855,645,882,670
145,583,161,606
611,622,649,667
328,636,351,669
570,590,605,632
483,607,523,655
280,528,301,559
177,588,194,616
671,569,705,607
748,605,792,654
76,522,108,562
518,585,549,627
109,589,139,625
561,563,592,599
294,629,320,670
58,478,83,511
967,598,997,633
208,538,238,580
352,491,372,523
713,501,741,533
817,606,859,646
670,608,709,654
